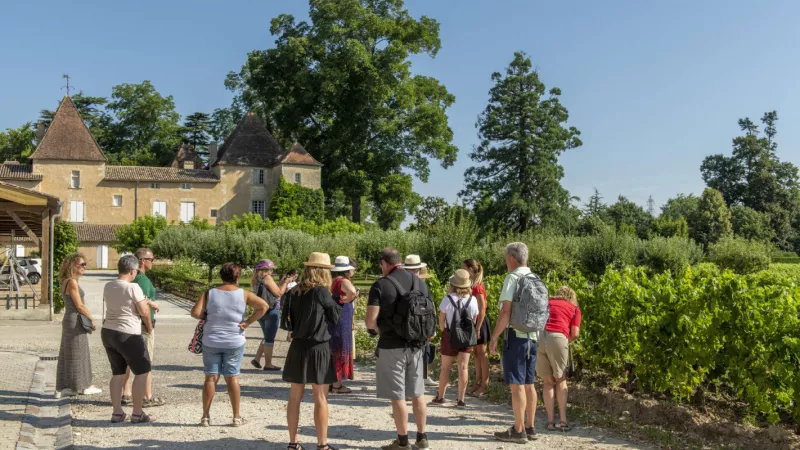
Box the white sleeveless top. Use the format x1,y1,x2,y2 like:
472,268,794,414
202,288,246,349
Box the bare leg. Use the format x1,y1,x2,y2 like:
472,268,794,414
131,373,148,416
437,356,454,399
122,368,132,397
311,384,329,446
555,378,568,424
145,372,153,399
224,376,241,419
456,352,470,402
510,384,526,433
390,399,409,435
287,383,304,444
524,384,537,429
410,394,427,434
254,342,265,365
264,345,280,370
477,344,490,391
202,375,219,419
109,374,125,415
543,376,555,424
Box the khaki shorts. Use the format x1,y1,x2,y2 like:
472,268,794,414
375,347,424,401
141,326,155,362
536,331,568,379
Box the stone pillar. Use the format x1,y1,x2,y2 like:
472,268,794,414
40,208,50,306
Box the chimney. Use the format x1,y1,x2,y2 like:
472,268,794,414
35,120,46,145
208,142,218,166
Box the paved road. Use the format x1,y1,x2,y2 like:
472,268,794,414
0,271,648,450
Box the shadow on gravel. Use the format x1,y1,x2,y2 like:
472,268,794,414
72,417,188,428
79,437,280,449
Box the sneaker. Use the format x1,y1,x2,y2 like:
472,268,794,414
430,396,445,405
526,427,537,441
415,435,430,449
494,426,528,444
60,389,78,397
424,377,438,387
456,400,466,408
380,440,410,450
82,386,102,395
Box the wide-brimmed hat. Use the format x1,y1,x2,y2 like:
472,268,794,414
417,266,433,280
331,256,355,272
255,259,276,271
304,252,334,269
402,254,427,269
449,269,472,289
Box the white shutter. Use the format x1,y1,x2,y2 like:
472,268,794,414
180,202,195,223
15,245,24,257
69,201,84,222
189,202,195,221
101,245,109,269
78,201,84,222
153,201,166,218
180,203,187,223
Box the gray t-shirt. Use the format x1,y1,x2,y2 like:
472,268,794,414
102,280,146,335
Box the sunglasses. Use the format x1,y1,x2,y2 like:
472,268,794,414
79,263,87,267
141,258,154,262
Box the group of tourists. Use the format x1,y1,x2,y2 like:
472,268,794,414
53,241,583,450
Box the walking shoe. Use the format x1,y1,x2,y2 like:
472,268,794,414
143,397,166,407
380,440,410,450
430,396,445,405
415,434,430,449
494,426,528,444
456,400,466,408
424,377,438,387
82,386,102,395
526,426,538,440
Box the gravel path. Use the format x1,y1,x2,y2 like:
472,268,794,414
0,271,649,450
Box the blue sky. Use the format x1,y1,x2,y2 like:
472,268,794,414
2,0,800,213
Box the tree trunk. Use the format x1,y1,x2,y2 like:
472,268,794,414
207,265,214,283
351,196,362,224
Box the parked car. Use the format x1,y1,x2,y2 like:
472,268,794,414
0,258,41,285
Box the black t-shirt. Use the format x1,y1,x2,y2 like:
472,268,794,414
282,286,341,344
367,267,432,349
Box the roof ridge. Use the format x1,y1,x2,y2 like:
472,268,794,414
30,95,107,162
213,112,286,168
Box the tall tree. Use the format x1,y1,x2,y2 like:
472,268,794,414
461,52,582,233
583,188,607,217
231,0,458,225
105,81,183,166
182,112,212,152
606,195,652,239
410,196,451,231
0,122,36,162
690,188,733,247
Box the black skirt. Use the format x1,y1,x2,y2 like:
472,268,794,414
282,340,338,385
476,317,492,345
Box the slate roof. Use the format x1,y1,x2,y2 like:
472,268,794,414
29,96,107,161
280,143,322,167
170,143,206,169
73,224,121,242
0,164,43,181
104,166,219,183
212,112,285,167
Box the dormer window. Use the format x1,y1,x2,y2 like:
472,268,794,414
295,173,301,184
71,171,80,189
183,161,195,169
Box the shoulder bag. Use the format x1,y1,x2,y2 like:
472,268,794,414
188,289,209,354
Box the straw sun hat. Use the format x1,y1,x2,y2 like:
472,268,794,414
331,256,355,272
417,266,433,279
449,269,472,289
304,252,334,269
402,254,427,269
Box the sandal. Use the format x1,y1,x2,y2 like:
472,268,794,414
330,385,352,394
263,365,281,371
232,417,248,427
200,417,210,427
317,445,337,450
131,412,154,424
110,412,127,423
121,394,132,405
558,421,571,432
288,444,304,450
143,396,166,407
545,421,557,431
251,359,262,369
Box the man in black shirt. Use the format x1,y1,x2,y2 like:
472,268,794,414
366,248,431,450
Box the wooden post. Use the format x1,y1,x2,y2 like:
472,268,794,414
40,208,50,306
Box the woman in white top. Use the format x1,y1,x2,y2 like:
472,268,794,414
431,269,479,408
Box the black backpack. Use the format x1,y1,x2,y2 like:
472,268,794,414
447,294,477,349
256,281,278,310
384,274,437,346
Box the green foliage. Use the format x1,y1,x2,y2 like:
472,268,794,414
707,236,771,274
690,188,733,247
409,196,451,231
182,112,212,151
650,215,689,238
731,205,775,242
521,233,580,277
188,216,213,230
113,215,169,255
417,214,479,282
637,237,703,274
355,230,424,274
576,214,613,236
0,122,36,162
53,220,79,314
232,0,458,224
461,51,582,233
576,229,640,277
606,195,652,239
223,213,363,236
268,176,325,224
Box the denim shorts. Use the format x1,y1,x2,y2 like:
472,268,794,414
502,329,538,385
203,344,245,377
259,308,281,346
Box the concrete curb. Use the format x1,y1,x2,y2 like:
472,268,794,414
15,354,74,450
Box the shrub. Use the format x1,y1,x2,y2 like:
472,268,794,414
151,226,198,260
418,217,479,283
650,215,689,238
113,215,169,254
53,220,79,314
355,230,423,274
638,236,703,274
522,233,579,277
577,229,640,277
268,175,325,223
707,237,771,274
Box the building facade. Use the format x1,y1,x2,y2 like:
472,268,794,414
2,96,322,268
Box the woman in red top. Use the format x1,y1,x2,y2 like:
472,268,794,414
536,286,581,432
463,259,490,398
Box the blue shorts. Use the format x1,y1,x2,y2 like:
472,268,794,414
502,329,538,385
259,308,281,347
203,345,245,377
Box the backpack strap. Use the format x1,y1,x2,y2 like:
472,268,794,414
383,274,407,296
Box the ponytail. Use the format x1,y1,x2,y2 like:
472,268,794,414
463,259,484,288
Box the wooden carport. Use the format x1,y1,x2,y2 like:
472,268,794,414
0,181,61,316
